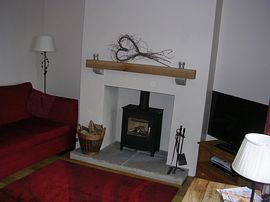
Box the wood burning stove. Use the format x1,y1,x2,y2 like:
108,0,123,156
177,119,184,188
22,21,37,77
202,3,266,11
120,91,163,156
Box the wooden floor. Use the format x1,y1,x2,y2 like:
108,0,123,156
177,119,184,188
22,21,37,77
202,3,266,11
0,153,193,201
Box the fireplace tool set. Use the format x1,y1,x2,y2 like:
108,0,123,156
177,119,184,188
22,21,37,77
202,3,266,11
167,125,187,175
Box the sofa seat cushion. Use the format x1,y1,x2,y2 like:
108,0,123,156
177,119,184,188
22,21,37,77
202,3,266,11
0,117,71,157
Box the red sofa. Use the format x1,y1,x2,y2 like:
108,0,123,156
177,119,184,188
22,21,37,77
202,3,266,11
0,82,78,180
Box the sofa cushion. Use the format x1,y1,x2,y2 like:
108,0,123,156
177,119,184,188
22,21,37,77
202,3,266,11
0,117,70,157
0,82,32,126
27,89,55,118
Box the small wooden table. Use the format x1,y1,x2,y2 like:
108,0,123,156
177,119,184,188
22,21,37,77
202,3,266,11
182,178,236,202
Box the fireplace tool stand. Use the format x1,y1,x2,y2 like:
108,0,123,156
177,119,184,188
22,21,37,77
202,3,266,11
167,125,187,174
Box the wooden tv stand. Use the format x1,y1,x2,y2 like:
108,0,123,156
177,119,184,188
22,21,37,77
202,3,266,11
196,140,249,186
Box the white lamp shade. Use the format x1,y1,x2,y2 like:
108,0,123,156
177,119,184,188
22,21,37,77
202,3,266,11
232,133,270,184
32,35,55,52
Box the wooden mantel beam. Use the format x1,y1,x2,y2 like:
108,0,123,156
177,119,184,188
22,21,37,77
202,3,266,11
86,60,196,80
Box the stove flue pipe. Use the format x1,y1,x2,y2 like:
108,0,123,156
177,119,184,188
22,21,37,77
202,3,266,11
139,91,150,111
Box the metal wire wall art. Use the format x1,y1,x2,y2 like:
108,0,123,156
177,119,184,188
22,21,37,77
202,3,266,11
110,34,174,67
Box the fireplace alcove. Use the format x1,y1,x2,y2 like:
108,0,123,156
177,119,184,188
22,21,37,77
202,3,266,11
102,86,174,155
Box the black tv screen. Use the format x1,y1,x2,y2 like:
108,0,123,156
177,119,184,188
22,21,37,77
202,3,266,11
208,91,268,154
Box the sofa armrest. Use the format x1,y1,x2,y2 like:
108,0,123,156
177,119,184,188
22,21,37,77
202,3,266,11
48,96,78,127
26,89,78,149
27,89,78,128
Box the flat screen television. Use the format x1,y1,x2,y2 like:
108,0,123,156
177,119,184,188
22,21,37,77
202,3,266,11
208,91,268,154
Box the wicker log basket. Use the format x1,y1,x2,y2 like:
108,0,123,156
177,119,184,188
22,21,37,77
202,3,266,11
77,120,106,155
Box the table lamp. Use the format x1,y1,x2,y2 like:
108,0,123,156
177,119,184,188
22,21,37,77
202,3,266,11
32,35,55,93
232,133,270,202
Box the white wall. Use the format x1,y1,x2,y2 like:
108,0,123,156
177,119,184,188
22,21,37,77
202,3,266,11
43,0,85,98
0,0,44,87
0,0,85,99
202,0,223,138
214,0,270,105
79,0,217,176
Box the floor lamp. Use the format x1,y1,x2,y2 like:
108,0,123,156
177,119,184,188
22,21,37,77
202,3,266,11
32,35,55,93
232,133,270,202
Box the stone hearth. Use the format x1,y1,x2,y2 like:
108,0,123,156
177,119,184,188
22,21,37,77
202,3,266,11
70,142,188,185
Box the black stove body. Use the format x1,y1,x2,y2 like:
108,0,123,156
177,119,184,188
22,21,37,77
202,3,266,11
120,91,163,156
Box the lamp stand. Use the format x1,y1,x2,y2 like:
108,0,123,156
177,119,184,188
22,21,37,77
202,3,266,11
250,181,256,202
41,51,49,93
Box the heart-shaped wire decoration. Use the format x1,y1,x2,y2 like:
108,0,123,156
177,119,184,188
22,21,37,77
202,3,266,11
110,34,173,67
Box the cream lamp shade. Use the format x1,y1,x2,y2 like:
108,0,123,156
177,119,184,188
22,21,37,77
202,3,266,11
32,35,55,52
232,133,270,184
32,35,56,93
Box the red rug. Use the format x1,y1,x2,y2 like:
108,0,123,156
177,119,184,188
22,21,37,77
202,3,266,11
0,160,178,202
